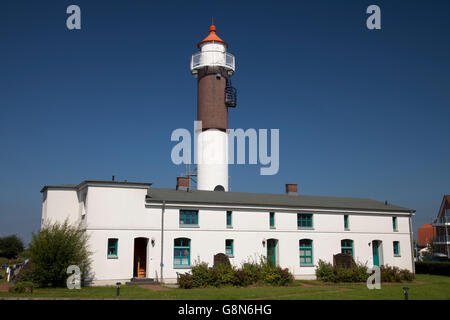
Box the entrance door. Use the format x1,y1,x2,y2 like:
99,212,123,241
267,239,278,266
372,240,380,267
134,238,148,278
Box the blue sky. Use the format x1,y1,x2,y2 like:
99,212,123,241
1,0,449,244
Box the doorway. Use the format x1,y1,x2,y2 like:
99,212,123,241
372,240,382,267
267,239,278,266
133,238,148,278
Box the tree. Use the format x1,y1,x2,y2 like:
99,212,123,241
0,235,24,259
422,240,438,261
28,220,91,287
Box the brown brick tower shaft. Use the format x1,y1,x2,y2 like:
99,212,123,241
197,68,228,131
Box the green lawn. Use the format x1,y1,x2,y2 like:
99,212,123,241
0,274,449,300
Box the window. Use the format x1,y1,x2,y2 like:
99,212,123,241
269,212,275,229
299,239,313,266
344,215,349,230
341,239,354,257
107,238,118,258
180,210,198,226
225,239,234,257
393,241,400,256
297,213,313,228
214,185,225,191
226,211,232,228
174,238,191,267
392,217,398,231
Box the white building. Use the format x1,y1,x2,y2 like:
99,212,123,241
41,179,415,285
40,24,415,285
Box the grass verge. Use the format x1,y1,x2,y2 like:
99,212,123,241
0,274,448,300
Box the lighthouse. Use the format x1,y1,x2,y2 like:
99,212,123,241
190,24,236,191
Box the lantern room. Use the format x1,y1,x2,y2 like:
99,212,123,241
190,24,235,77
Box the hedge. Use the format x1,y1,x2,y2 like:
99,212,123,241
415,262,450,276
315,260,414,282
10,281,36,293
178,258,294,289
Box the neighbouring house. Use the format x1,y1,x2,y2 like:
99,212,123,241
432,195,450,257
417,224,436,248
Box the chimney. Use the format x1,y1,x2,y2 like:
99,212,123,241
176,177,190,191
285,183,298,195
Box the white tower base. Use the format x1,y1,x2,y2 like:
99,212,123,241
196,129,228,191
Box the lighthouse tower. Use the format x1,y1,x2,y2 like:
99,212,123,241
190,24,236,191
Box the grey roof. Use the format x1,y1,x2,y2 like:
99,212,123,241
146,188,414,213
40,180,152,192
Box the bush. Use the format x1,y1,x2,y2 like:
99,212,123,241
262,266,282,285
212,264,236,287
399,268,415,281
380,265,401,282
240,261,263,285
316,260,412,283
335,267,355,282
278,267,295,286
352,262,369,282
191,262,215,287
10,281,36,294
380,265,414,282
415,261,450,276
315,260,336,282
28,220,92,287
234,269,253,287
178,273,194,289
177,257,295,288
261,265,293,286
13,262,36,284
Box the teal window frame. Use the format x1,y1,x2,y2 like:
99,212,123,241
341,239,354,257
269,212,275,229
174,238,191,267
180,210,198,226
393,217,398,231
344,215,349,230
226,211,232,228
225,239,234,257
297,213,313,228
107,238,118,258
393,241,400,256
299,239,313,266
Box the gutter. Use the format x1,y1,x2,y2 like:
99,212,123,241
160,200,165,283
146,201,413,216
409,213,416,273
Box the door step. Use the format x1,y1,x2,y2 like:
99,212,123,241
125,278,158,285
